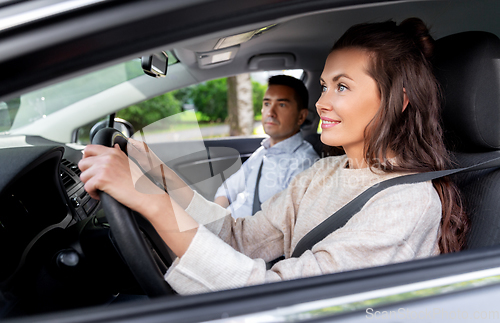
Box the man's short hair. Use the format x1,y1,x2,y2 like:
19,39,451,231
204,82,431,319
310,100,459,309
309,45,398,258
268,75,309,111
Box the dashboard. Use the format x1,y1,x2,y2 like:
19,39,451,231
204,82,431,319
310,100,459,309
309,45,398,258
0,137,100,296
0,136,176,317
60,158,99,221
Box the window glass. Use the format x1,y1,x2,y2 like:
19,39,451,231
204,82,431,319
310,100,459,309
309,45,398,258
8,60,144,133
0,101,11,133
76,116,107,145
0,51,179,135
89,69,303,144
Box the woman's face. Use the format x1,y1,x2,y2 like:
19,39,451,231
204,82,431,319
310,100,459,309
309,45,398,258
316,48,381,159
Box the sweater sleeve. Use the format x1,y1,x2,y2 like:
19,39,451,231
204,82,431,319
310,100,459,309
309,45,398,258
184,190,231,234
165,164,316,294
166,174,441,295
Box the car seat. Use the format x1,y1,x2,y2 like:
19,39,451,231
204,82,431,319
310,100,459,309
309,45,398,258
433,31,500,249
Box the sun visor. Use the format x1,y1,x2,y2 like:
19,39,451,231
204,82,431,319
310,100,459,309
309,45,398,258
214,24,277,50
197,45,239,69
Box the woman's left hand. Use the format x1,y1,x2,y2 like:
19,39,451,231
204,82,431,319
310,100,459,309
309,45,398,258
78,144,147,212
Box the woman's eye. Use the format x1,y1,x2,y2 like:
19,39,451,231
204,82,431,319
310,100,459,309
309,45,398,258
337,84,347,92
320,85,327,92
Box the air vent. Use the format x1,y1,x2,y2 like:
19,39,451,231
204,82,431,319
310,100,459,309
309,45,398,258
61,159,81,176
60,171,76,189
60,159,82,190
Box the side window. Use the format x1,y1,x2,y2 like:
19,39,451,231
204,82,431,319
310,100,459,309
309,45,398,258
76,70,303,144
118,73,270,142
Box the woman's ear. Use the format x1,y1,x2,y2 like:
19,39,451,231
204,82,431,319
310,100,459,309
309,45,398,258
402,88,409,112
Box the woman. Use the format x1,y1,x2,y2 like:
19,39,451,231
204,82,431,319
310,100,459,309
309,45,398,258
79,18,467,294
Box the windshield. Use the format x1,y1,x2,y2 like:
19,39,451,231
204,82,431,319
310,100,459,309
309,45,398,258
0,51,178,135
0,60,143,134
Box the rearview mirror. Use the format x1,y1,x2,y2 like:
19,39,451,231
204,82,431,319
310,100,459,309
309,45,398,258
141,51,168,78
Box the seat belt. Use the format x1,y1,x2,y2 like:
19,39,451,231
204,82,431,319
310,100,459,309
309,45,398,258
291,155,500,258
252,160,264,215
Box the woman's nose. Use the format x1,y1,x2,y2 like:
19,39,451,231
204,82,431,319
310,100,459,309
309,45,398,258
316,95,332,114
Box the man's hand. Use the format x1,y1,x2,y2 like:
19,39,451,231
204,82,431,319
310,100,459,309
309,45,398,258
214,196,230,208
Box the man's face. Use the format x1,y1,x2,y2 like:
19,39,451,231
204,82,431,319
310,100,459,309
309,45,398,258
261,84,308,146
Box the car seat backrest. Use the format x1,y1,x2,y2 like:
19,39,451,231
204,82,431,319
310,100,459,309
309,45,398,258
434,31,500,249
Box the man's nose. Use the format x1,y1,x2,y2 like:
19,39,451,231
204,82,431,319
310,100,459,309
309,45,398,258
265,103,277,117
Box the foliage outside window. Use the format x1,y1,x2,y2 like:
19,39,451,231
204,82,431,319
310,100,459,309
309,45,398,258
77,70,302,143
116,78,267,132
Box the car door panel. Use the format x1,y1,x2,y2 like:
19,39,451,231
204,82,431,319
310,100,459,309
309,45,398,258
148,137,263,199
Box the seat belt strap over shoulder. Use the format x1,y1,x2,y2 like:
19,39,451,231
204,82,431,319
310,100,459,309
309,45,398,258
291,156,500,258
252,159,264,215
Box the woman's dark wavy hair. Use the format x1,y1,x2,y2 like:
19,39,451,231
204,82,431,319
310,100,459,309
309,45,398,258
330,18,468,253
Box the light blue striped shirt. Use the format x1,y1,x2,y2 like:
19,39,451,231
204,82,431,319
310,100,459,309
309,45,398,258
214,132,319,219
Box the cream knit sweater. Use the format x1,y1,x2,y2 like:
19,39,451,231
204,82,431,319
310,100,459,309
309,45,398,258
165,155,441,294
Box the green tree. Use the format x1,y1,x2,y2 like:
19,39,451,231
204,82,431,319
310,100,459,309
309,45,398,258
120,76,267,126
252,80,267,117
172,86,192,105
189,78,228,122
227,74,253,136
186,77,266,123
117,91,182,130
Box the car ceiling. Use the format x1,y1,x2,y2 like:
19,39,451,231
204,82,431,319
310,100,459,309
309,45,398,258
1,0,498,98
167,0,500,126
1,0,500,141
174,0,500,81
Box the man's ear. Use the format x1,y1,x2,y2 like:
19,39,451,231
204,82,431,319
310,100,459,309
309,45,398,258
297,109,309,126
403,88,409,112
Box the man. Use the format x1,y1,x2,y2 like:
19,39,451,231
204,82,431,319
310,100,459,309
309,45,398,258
214,75,319,218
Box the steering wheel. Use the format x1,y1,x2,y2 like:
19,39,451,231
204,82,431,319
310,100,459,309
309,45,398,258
92,127,173,297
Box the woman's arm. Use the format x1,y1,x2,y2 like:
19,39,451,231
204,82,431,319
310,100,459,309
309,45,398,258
78,144,197,257
127,138,194,209
167,181,441,294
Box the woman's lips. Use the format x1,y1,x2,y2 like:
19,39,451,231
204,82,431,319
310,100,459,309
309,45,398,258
320,117,340,129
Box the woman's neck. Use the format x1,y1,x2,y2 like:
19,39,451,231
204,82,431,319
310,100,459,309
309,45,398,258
343,146,396,169
343,145,368,169
345,157,368,169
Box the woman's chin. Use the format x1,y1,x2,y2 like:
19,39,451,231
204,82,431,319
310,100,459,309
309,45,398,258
319,133,341,147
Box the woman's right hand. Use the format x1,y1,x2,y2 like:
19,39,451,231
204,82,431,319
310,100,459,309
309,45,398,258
127,138,194,209
79,144,147,210
127,138,168,179
79,143,199,258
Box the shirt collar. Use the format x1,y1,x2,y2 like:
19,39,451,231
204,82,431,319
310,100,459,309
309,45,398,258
261,131,303,153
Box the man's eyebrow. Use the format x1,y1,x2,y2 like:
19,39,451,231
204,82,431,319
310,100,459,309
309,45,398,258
263,98,291,102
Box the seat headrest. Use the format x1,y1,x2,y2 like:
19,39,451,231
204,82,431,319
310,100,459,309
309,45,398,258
434,31,500,153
